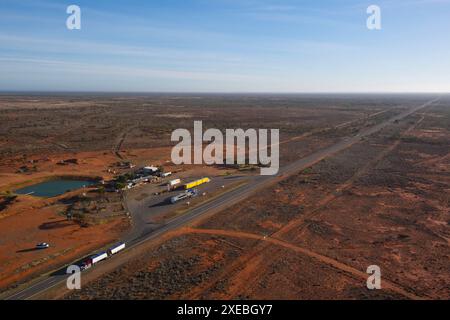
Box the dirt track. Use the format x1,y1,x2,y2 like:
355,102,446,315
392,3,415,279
180,227,422,299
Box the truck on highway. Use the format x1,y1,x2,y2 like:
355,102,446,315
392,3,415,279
81,252,108,270
184,177,210,190
170,188,198,204
108,242,126,255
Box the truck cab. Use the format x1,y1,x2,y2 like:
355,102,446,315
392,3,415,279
80,260,92,271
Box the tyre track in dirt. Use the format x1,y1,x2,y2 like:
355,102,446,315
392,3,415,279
113,125,138,159
181,227,422,300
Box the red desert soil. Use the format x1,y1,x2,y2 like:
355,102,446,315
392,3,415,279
0,206,128,290
179,227,421,300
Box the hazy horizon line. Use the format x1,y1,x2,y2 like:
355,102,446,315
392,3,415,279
0,91,448,96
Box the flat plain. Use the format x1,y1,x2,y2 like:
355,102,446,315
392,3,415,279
0,94,448,299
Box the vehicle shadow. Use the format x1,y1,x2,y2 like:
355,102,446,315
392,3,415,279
49,256,87,276
16,248,40,253
149,199,171,208
39,220,72,230
224,175,245,180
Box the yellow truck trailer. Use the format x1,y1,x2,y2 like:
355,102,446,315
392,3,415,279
184,177,210,190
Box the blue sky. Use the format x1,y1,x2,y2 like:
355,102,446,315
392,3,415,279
0,0,449,92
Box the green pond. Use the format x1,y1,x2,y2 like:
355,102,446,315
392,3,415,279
15,179,96,198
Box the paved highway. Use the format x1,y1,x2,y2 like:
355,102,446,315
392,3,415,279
3,97,438,300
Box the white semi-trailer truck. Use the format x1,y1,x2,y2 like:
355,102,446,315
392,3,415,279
108,243,126,255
